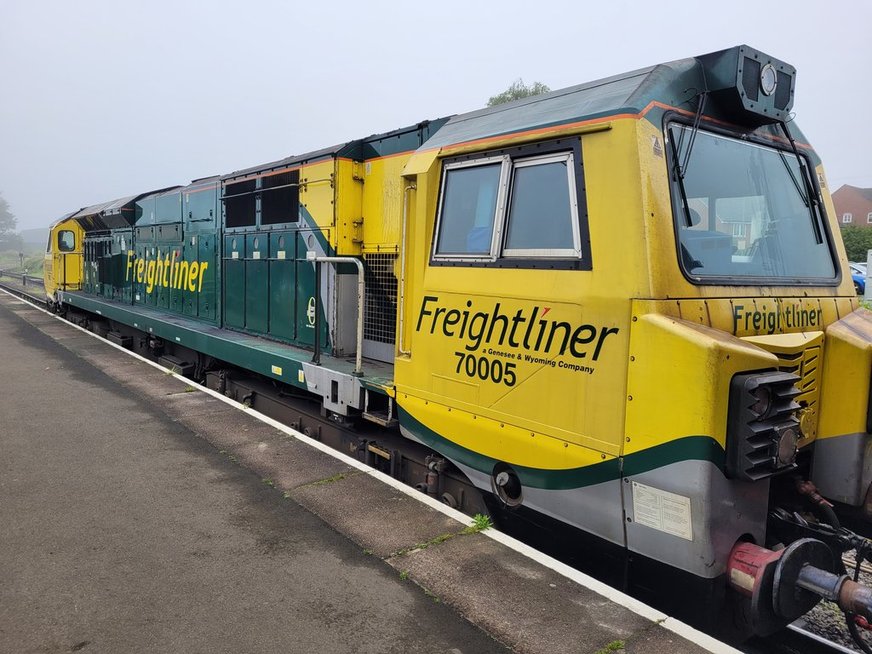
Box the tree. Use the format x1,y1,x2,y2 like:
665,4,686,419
0,193,19,252
839,225,872,262
487,79,551,107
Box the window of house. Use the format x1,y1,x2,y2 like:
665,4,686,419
867,212,872,224
730,222,748,238
843,213,853,224
433,146,583,263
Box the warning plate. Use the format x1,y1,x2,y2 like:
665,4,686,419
631,481,693,541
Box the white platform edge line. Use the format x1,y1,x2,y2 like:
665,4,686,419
1,287,741,653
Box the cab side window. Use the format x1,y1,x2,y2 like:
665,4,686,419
432,141,587,267
58,230,75,252
434,158,506,258
504,153,579,257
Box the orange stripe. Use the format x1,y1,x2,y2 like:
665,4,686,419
185,185,217,195
225,102,813,185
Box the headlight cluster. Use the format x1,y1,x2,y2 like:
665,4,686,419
726,371,802,481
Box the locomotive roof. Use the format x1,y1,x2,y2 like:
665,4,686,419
417,45,798,152
220,52,714,177
418,63,674,151
222,119,451,182
72,194,140,220
222,143,353,182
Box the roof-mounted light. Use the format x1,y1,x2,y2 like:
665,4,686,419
696,45,795,126
760,63,778,97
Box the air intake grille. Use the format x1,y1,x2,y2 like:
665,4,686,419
742,57,761,102
772,345,821,408
363,253,398,345
775,70,792,110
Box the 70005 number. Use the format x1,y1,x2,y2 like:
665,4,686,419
454,352,516,387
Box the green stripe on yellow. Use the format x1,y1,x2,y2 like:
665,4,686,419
398,405,725,491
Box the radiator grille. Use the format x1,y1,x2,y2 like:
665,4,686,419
751,335,823,442
770,345,821,411
363,253,398,345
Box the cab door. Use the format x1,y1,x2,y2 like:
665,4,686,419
46,219,84,300
54,227,82,291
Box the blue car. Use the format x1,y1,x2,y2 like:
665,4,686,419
850,263,866,295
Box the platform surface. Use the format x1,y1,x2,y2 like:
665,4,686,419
0,288,737,654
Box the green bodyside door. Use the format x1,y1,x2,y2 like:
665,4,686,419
245,234,268,334
223,234,245,329
268,231,295,341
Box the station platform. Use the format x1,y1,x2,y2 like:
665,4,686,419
0,288,738,654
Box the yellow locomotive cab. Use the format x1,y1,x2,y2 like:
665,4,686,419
44,216,84,303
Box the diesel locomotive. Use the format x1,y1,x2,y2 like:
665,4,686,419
42,45,872,642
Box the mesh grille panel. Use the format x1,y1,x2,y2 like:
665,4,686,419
363,253,398,344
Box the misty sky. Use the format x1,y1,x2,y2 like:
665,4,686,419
1,0,870,231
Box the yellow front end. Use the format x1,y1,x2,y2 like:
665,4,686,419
393,98,868,583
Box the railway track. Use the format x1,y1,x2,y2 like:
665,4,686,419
743,622,864,654
0,270,45,303
4,271,872,654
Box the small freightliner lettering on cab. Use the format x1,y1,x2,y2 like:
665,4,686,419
415,295,618,361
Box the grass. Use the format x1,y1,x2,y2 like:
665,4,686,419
0,251,44,275
595,641,625,654
392,513,494,557
310,472,347,486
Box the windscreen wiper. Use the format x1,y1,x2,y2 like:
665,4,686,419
668,127,695,228
779,121,823,244
669,92,708,228
777,150,809,208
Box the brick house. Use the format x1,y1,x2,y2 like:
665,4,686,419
833,185,872,228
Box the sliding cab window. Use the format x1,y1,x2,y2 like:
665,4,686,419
433,149,581,263
434,156,508,259
504,153,580,257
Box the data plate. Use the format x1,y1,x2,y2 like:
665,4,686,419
631,481,693,541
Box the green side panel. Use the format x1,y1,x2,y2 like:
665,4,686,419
118,230,133,304
295,231,316,347
155,247,171,311
183,238,197,317
223,234,245,329
169,242,185,314
133,242,145,304
82,241,93,293
136,197,156,225
107,233,126,301
59,291,311,390
155,191,182,224
268,231,295,341
185,187,217,227
294,231,328,349
198,231,217,321
143,243,157,308
245,233,268,334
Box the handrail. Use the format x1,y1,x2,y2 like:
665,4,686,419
306,252,365,376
